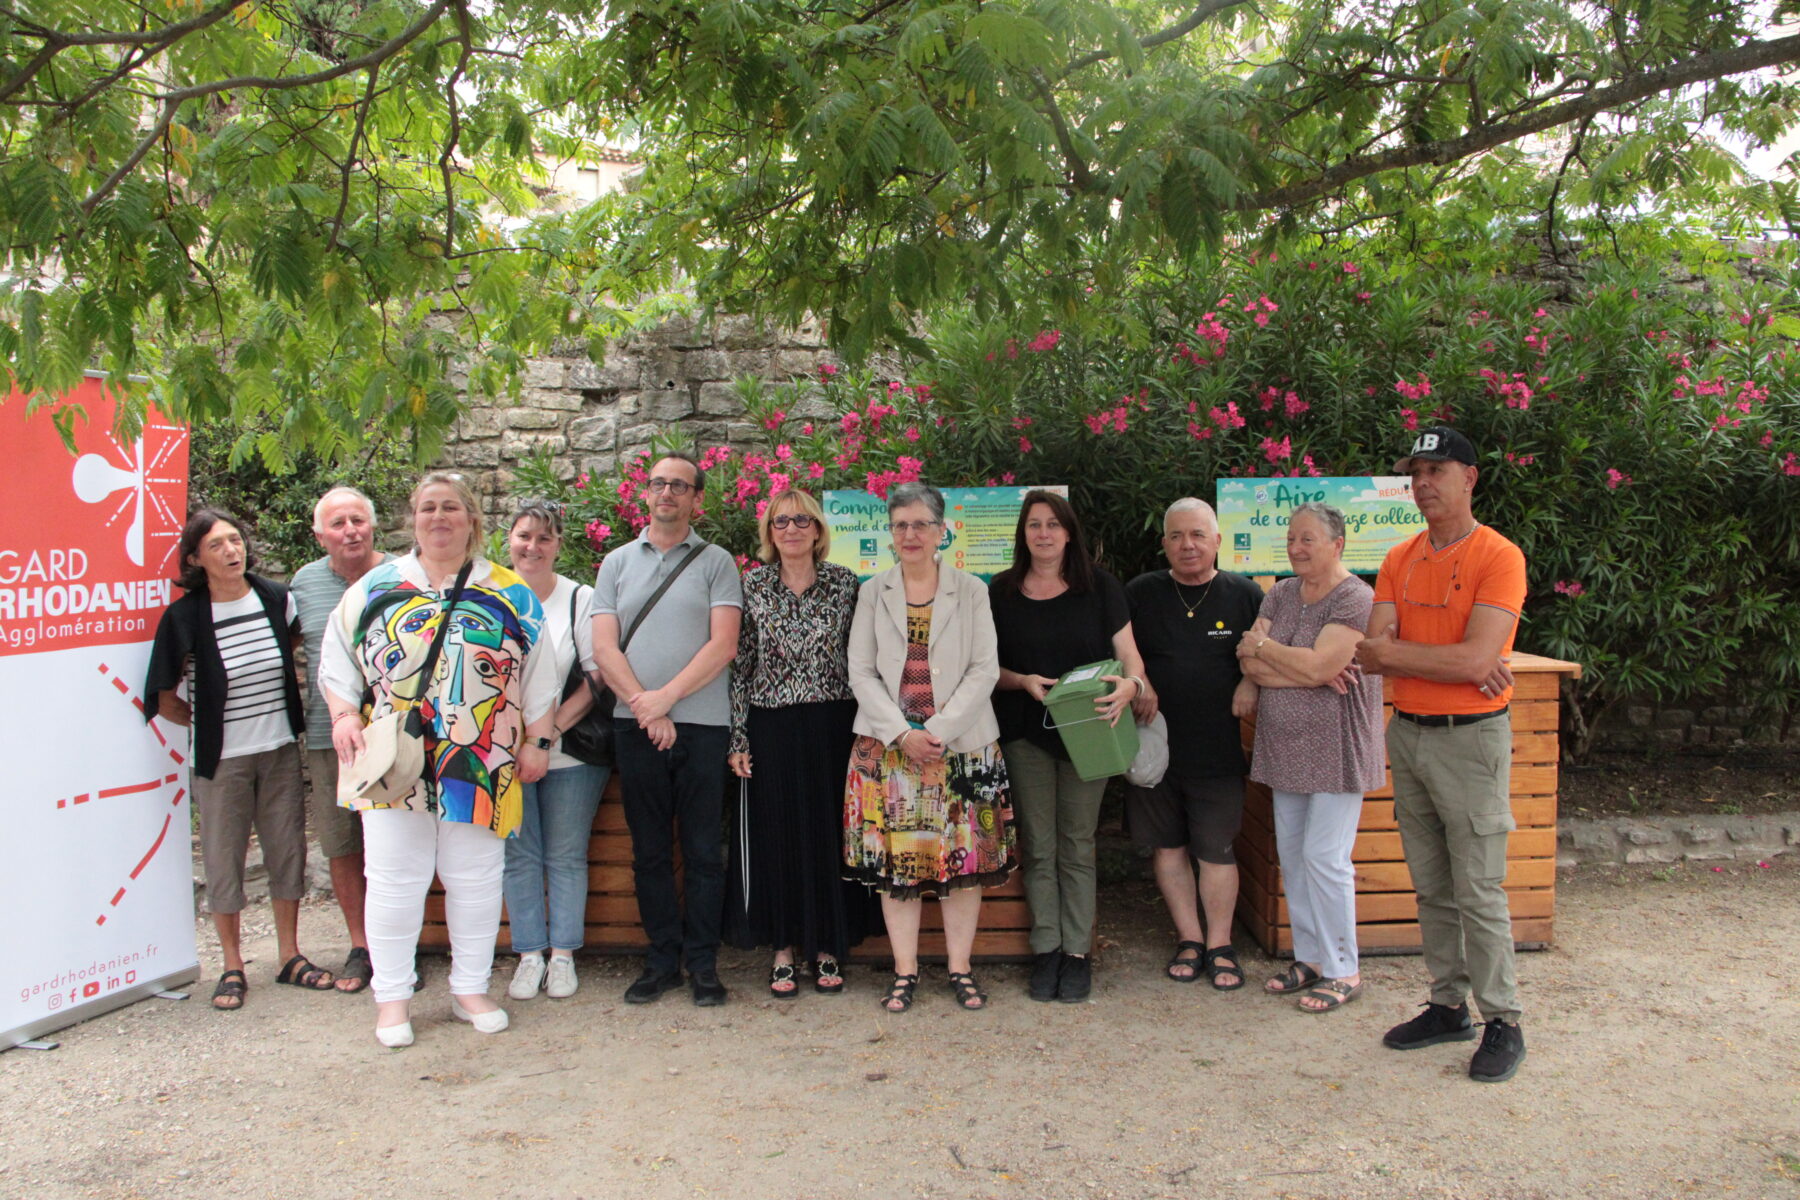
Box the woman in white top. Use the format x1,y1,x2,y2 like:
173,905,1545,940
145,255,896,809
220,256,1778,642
501,499,608,1001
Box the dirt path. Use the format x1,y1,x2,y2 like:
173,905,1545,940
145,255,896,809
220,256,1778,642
5,859,1798,1200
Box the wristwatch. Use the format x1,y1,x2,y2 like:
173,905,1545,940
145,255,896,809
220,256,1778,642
531,735,555,750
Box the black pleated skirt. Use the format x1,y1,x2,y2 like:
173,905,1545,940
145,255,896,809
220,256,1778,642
726,698,880,958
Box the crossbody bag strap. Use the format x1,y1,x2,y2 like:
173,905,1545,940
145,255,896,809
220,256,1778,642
619,542,707,652
406,559,475,712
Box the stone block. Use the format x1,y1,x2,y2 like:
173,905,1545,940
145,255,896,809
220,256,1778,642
1680,824,1722,844
451,440,501,468
567,413,618,452
1624,846,1680,864
501,431,567,459
619,422,664,447
525,359,566,389
1622,824,1673,846
1681,847,1734,862
780,315,827,349
638,353,684,393
576,452,618,478
1724,819,1767,843
1651,729,1684,747
698,381,749,416
1655,708,1693,730
660,315,714,349
1713,727,1742,743
726,349,777,378
638,388,695,422
456,409,504,439
715,313,770,349
1785,824,1800,846
570,357,644,392
680,349,733,381
1688,727,1712,744
1700,706,1730,724
773,349,823,378
1626,706,1653,728
524,385,583,412
1568,825,1617,854
504,406,563,430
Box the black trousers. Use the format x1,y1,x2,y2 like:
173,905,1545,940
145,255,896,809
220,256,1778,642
614,719,730,975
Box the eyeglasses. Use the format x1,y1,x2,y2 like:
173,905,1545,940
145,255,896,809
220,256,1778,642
515,497,565,515
770,514,816,530
1400,556,1461,608
888,520,942,535
646,478,696,495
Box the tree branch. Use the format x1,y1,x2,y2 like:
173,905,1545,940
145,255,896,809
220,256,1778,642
1237,33,1800,213
0,0,245,50
1028,70,1094,192
1064,0,1252,78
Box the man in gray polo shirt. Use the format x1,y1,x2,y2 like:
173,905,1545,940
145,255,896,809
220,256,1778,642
291,485,391,993
589,451,742,1006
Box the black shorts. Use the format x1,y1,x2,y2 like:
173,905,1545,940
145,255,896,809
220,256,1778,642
1125,772,1245,865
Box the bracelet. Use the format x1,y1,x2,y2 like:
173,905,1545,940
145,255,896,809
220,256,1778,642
1253,638,1267,658
331,711,362,726
1127,675,1146,695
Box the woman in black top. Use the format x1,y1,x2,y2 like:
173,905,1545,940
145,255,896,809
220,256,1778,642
990,491,1146,1003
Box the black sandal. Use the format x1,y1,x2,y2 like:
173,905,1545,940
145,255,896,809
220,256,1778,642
768,962,800,999
1201,945,1245,992
335,946,373,994
813,956,845,995
1166,939,1206,983
211,969,247,1011
880,973,918,1012
1264,961,1322,995
275,954,336,990
947,971,988,1010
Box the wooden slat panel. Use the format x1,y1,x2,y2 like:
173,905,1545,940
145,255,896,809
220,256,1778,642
1273,887,1556,926
851,931,1032,963
1351,828,1556,861
586,865,637,892
1353,856,1555,892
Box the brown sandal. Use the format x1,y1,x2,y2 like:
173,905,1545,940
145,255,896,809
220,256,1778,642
275,954,336,990
1264,962,1323,995
1298,979,1363,1013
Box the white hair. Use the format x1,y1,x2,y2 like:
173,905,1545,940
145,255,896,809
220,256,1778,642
313,485,378,533
1162,497,1216,533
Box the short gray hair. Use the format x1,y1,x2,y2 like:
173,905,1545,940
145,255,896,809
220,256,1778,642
1162,497,1216,532
886,481,945,522
314,485,377,532
1289,501,1346,542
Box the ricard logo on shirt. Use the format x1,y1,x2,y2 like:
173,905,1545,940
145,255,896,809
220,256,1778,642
1207,619,1235,639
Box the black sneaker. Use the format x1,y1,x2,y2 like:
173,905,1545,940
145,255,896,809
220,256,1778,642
1382,1001,1477,1050
1028,951,1062,1002
689,968,728,1007
1057,953,1092,1004
1468,1020,1526,1083
623,967,683,1005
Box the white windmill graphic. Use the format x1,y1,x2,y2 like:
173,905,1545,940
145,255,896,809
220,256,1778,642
70,424,186,571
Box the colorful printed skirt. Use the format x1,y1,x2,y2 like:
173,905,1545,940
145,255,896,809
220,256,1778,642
843,735,1015,899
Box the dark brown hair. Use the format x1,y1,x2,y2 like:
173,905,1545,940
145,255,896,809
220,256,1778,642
991,490,1096,596
174,507,255,592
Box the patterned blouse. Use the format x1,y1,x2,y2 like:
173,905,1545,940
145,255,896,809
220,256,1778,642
900,602,935,723
728,559,859,754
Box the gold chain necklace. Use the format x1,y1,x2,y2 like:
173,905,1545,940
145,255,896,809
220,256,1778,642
1172,573,1215,619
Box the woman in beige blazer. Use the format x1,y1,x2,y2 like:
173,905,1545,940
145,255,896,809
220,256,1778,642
844,482,1015,1014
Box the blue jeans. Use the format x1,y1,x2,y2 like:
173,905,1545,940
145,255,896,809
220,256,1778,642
503,762,609,953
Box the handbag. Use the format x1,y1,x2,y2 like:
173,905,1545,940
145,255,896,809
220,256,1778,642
556,543,708,766
1125,710,1170,789
337,561,472,806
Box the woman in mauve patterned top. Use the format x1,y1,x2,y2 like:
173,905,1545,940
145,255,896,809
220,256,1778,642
727,489,876,999
1236,502,1386,1014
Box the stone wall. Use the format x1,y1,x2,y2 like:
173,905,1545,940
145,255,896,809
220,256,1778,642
1590,699,1795,753
438,313,894,526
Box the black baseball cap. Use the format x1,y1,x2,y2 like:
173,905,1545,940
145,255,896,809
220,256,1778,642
1393,425,1477,472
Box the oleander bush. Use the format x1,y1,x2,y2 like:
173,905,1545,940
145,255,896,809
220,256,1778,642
509,246,1800,757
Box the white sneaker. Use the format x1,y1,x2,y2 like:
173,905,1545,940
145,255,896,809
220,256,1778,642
508,952,545,1000
546,954,579,999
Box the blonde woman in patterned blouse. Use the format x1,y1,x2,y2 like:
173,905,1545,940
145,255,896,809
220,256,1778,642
844,482,1014,1014
727,489,874,997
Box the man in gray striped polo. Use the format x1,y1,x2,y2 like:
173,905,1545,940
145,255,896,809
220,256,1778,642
292,485,391,993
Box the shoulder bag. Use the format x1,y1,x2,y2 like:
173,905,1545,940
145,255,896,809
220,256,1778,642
557,543,707,767
338,561,473,806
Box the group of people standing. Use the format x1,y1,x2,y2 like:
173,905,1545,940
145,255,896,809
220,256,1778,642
144,422,1530,1084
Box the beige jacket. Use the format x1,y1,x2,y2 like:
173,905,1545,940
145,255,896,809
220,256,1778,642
848,562,1001,754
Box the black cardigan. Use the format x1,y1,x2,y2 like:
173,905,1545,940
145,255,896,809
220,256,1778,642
143,573,305,779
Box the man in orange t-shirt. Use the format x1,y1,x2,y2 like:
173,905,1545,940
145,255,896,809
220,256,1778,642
1356,426,1529,1084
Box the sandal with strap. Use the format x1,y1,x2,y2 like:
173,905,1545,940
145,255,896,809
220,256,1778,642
1298,978,1363,1013
335,946,373,994
1166,939,1206,984
768,962,800,999
946,971,988,1011
211,969,247,1011
813,956,845,995
1264,961,1323,995
1201,945,1245,992
275,954,336,991
880,973,919,1013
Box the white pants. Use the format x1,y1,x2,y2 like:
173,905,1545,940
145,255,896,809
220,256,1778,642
1272,790,1364,979
362,808,504,1003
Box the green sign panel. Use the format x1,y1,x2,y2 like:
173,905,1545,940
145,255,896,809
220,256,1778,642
1216,476,1423,575
823,485,1067,582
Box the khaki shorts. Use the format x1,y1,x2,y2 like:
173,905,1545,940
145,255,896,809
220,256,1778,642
193,742,307,914
305,746,365,860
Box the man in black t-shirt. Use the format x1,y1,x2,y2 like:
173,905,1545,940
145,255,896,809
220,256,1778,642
1127,498,1263,989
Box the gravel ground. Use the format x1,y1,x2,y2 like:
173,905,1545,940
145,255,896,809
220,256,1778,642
4,858,1798,1200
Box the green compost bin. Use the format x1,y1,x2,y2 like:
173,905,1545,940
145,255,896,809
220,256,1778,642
1043,659,1139,782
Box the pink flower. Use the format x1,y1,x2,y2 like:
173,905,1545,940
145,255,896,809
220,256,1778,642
585,520,612,548
755,498,769,520
1554,580,1585,597
888,380,904,395
1259,386,1280,412
1760,432,1775,448
1342,262,1360,275
1784,452,1800,477
575,471,590,490
817,363,839,381
774,443,794,461
801,422,814,436
1399,408,1419,432
807,462,825,480
1284,391,1309,419
1605,468,1632,489
1005,339,1020,360
762,410,786,430
1209,401,1246,431
1260,435,1292,463
768,472,791,496
1026,329,1061,352
1354,291,1372,304
1187,421,1213,440
840,411,861,434
904,426,921,442
1018,437,1034,453
1252,312,1270,327
699,445,734,470
1394,373,1433,401
1011,416,1035,430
